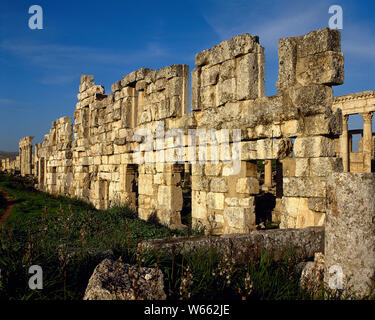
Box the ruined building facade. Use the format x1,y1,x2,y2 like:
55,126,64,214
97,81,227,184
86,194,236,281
1,27,374,234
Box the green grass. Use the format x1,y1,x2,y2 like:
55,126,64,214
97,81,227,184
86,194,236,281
0,174,95,225
0,172,322,301
0,173,191,300
137,245,309,300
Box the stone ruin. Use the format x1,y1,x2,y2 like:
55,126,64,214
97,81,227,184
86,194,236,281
2,27,374,233
1,27,375,298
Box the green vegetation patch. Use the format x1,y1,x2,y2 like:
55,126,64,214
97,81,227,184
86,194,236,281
0,173,316,301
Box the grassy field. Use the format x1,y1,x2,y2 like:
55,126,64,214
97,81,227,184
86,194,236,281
0,172,322,300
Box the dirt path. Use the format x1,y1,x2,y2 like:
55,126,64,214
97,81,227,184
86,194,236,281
0,189,15,226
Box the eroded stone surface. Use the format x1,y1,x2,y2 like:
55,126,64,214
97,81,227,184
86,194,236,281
140,226,324,264
83,258,166,300
325,173,375,298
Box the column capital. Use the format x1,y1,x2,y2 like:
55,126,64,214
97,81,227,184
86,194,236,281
343,114,349,122
361,112,373,122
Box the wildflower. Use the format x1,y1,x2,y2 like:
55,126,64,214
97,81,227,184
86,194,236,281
179,265,194,300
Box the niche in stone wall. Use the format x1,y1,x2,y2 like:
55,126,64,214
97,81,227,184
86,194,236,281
254,160,278,227
123,164,138,211
179,163,192,228
52,166,57,185
99,179,109,209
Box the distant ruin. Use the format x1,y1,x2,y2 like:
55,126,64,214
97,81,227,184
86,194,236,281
1,28,374,235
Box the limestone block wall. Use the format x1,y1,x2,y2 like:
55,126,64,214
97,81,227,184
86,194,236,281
0,156,20,173
71,64,190,229
276,28,344,229
189,29,344,233
34,117,73,195
11,27,350,234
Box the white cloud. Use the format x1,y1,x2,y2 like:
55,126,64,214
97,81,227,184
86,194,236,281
0,39,171,86
0,98,15,105
0,40,170,69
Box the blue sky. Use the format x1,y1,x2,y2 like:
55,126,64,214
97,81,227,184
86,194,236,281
0,0,374,151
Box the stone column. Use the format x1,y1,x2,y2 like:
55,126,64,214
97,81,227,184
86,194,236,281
325,173,375,298
264,160,272,187
341,114,349,172
361,112,373,172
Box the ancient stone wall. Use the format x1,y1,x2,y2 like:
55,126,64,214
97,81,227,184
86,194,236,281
1,156,20,173
70,65,190,230
189,28,344,232
8,28,349,234
34,117,73,194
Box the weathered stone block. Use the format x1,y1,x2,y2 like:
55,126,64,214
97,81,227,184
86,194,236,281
310,157,343,177
138,174,154,196
276,37,297,92
207,192,224,210
121,71,137,87
293,136,335,158
201,65,220,87
191,163,204,176
217,78,236,106
236,53,259,100
224,207,255,233
219,59,235,81
191,68,201,111
225,197,239,207
204,162,222,176
297,28,341,58
325,173,375,298
280,197,325,229
192,175,209,191
303,112,342,136
157,185,182,212
307,197,326,212
256,138,293,159
296,51,344,86
283,177,326,197
239,197,254,207
236,177,259,194
295,158,309,177
200,85,216,109
195,33,261,67
289,85,333,116
83,258,166,300
192,191,207,220
111,80,122,93
209,177,228,193
241,141,257,160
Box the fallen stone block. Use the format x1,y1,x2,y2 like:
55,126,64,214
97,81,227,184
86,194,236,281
139,226,324,264
83,258,166,300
